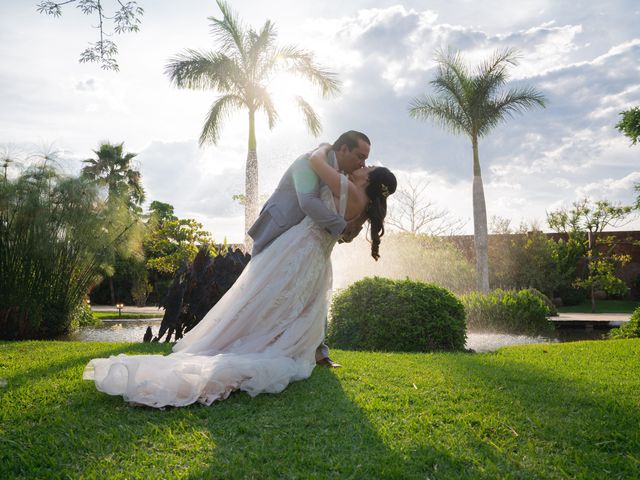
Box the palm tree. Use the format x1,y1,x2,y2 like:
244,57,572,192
82,141,145,305
165,0,341,245
409,48,546,292
81,141,145,208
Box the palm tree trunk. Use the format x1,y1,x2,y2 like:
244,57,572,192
471,133,490,292
245,110,259,249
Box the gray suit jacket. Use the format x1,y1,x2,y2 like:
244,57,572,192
248,148,346,256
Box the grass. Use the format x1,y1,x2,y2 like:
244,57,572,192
1,340,639,479
92,312,163,320
557,299,640,314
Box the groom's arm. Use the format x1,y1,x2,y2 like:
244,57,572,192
291,151,347,238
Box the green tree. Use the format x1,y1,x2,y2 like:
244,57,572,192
615,107,640,209
81,142,145,209
547,199,633,311
616,106,640,145
165,0,340,245
144,217,215,275
408,48,546,291
81,141,145,304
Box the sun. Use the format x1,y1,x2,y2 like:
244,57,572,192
266,72,323,116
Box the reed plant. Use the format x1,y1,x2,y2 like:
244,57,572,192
0,164,142,339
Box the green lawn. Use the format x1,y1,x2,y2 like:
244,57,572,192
557,299,640,314
1,340,638,479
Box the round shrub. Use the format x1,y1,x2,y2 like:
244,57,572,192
526,288,558,316
461,288,554,335
328,277,467,352
608,306,640,339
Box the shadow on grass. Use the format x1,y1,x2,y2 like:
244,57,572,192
2,342,639,479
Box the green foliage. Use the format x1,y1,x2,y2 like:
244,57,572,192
608,306,640,339
328,277,467,352
615,106,640,145
490,228,563,297
144,217,216,275
70,302,101,330
81,141,145,209
575,246,631,301
526,288,558,316
0,164,142,339
547,199,633,305
461,288,554,335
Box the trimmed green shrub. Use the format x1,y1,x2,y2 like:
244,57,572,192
608,307,640,339
527,288,558,316
461,288,554,335
328,277,466,352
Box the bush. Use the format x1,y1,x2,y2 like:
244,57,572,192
608,307,640,339
557,285,587,306
327,277,467,352
461,288,554,335
69,302,101,330
526,288,558,316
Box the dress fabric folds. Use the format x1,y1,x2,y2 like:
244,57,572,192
83,179,348,408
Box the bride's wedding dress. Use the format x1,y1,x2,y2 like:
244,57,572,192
83,177,348,408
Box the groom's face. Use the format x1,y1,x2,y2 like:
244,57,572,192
337,139,370,174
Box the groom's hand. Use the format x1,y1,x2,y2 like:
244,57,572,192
339,217,365,243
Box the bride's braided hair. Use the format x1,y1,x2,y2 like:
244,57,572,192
364,167,397,260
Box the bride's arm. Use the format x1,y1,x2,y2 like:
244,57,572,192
309,145,342,197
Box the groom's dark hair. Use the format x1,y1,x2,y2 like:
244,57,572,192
331,130,370,152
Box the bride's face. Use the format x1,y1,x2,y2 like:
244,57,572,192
349,166,376,186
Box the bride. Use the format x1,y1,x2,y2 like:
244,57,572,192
83,147,397,408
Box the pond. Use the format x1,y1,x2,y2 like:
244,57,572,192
62,319,609,352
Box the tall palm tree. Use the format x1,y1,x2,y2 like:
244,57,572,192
81,141,145,208
409,48,546,292
82,141,145,305
165,0,341,245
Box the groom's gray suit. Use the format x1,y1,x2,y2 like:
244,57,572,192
248,147,346,256
248,146,345,363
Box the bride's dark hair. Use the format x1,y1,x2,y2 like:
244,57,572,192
365,167,397,260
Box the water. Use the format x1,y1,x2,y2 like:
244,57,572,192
63,320,608,352
466,329,606,352
62,319,162,343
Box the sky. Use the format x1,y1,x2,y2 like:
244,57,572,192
1,0,639,242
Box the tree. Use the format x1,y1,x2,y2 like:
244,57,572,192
36,0,143,71
409,48,546,291
81,141,145,304
144,217,215,275
615,107,640,209
616,106,640,145
386,177,466,235
81,141,145,209
165,0,340,246
547,199,634,311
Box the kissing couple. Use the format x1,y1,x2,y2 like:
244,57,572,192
84,130,397,408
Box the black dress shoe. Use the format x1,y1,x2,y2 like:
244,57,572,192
316,357,342,368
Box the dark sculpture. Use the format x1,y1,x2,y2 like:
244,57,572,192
150,247,251,343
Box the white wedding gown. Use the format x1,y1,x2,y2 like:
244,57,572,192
83,177,348,408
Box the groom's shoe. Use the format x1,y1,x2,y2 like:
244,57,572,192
316,357,342,368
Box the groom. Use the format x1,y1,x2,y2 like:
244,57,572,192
247,130,371,367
